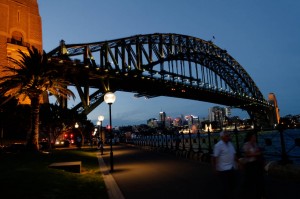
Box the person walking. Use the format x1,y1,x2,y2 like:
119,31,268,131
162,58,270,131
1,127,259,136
242,132,266,199
212,131,238,199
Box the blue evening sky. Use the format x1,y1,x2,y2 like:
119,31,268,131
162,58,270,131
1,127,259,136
38,0,300,126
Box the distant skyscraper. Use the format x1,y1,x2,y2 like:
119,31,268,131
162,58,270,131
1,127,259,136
208,106,226,123
225,107,231,117
159,111,166,127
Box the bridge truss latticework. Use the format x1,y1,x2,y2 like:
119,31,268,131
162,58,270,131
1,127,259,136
48,33,275,127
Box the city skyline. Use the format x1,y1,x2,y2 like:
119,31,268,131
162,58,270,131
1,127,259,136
39,0,300,126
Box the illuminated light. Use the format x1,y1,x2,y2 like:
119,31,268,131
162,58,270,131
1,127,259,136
59,60,63,63
104,92,116,104
98,115,104,122
181,89,186,93
125,73,128,76
84,65,89,68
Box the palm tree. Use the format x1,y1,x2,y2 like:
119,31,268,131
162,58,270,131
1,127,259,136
0,47,75,151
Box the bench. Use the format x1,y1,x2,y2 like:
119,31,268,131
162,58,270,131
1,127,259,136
49,161,81,173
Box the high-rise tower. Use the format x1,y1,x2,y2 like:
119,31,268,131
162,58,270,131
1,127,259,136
0,0,43,104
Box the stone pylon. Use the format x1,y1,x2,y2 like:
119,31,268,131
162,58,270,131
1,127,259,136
0,0,46,104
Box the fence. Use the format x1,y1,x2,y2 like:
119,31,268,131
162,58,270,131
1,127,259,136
130,128,300,165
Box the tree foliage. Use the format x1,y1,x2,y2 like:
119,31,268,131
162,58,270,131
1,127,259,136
0,47,75,151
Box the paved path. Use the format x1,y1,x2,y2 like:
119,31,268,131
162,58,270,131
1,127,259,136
98,144,300,199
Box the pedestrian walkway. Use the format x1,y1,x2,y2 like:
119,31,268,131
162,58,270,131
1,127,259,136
97,154,125,199
97,144,300,199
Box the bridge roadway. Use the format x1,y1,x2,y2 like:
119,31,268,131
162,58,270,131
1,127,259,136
98,144,300,199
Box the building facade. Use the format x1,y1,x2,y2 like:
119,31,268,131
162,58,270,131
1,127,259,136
0,0,43,103
208,106,231,123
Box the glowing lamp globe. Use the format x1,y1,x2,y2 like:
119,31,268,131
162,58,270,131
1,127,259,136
104,92,116,104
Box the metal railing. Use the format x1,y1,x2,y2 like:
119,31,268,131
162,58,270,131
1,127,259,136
130,128,300,165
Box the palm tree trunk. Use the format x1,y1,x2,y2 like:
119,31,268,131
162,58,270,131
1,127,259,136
27,97,40,151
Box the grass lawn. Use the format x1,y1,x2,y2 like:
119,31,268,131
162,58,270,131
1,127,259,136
0,148,109,199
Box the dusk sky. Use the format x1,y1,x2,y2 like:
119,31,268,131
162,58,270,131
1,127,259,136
38,0,300,126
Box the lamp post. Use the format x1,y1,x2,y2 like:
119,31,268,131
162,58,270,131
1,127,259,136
104,92,116,172
98,115,104,155
75,122,83,149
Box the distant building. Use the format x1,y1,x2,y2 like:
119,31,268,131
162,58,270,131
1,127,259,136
208,106,230,123
147,118,158,128
159,111,166,127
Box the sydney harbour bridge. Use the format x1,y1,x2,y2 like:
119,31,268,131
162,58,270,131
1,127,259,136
47,33,278,128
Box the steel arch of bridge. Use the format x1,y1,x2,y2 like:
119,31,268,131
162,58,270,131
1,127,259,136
47,33,275,127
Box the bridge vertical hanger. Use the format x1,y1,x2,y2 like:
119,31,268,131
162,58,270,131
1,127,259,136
114,45,119,70
193,37,200,86
121,39,126,72
148,35,153,64
100,45,104,69
185,35,193,85
159,34,164,77
136,36,140,70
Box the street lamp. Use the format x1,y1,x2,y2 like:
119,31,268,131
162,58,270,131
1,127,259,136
104,92,116,172
98,115,104,155
74,122,83,149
